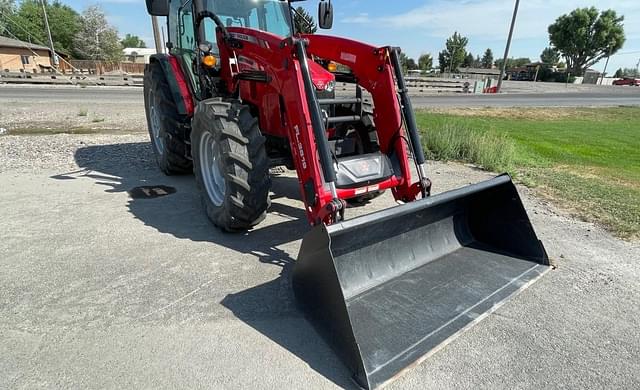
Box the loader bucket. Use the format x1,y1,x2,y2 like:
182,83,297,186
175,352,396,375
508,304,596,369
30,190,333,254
292,174,549,389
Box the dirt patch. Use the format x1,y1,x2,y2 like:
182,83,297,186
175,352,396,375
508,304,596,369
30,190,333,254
421,107,628,121
526,167,640,240
553,165,640,190
7,128,139,136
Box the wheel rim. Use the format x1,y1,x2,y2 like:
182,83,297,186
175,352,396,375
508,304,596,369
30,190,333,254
199,132,226,206
148,89,164,155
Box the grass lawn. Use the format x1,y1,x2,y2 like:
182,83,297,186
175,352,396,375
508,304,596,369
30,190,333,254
415,107,640,239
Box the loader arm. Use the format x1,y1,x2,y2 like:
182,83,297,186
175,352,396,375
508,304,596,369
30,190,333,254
301,34,426,202
212,27,423,224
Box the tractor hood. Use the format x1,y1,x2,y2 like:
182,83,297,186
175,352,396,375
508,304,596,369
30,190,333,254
308,60,335,91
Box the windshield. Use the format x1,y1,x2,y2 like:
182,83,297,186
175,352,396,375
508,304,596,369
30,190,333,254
203,0,293,38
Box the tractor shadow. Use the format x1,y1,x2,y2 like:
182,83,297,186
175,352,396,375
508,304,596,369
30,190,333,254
50,141,356,389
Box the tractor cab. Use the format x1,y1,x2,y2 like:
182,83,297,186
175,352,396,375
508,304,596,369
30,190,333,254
154,0,333,101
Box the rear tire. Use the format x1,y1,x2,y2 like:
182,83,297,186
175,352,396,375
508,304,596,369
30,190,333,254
191,98,271,231
143,63,192,175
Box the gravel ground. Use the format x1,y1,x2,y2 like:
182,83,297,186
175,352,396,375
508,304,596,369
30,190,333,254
1,132,639,389
0,133,149,172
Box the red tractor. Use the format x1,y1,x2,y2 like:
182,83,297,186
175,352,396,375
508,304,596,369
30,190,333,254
144,1,549,388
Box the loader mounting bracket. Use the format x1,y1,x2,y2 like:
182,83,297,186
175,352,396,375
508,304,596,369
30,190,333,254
317,198,346,226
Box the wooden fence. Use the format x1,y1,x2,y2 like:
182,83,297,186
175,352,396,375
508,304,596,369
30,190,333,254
58,60,145,75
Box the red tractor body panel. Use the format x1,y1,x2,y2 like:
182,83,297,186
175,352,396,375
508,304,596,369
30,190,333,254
212,27,418,223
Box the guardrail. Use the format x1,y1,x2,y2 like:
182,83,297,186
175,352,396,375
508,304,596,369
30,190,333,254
1,73,476,94
335,78,471,94
0,71,143,87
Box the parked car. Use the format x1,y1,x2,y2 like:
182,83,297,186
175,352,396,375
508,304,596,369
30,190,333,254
613,77,640,86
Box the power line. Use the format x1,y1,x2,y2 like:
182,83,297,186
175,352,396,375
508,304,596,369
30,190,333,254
613,50,640,56
40,0,58,66
0,8,45,45
0,8,92,82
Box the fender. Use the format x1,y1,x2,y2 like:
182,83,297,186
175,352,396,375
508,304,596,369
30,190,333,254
147,54,195,116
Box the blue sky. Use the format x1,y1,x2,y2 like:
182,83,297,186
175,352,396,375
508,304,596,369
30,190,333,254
65,0,640,72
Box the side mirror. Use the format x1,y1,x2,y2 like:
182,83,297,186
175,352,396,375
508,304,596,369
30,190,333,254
318,0,333,29
146,0,169,16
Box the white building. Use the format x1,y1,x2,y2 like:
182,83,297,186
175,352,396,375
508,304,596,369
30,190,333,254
122,48,157,64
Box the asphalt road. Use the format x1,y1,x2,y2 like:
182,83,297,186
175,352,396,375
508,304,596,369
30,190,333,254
1,85,639,108
410,92,640,107
1,133,639,389
0,85,143,104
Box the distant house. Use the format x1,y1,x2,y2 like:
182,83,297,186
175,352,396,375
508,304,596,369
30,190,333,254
122,48,157,64
0,36,52,73
504,62,539,81
582,69,603,84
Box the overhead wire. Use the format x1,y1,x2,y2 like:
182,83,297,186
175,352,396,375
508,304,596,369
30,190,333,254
0,7,95,82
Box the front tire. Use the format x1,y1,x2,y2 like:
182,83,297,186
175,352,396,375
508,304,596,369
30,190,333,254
143,63,192,175
191,99,271,231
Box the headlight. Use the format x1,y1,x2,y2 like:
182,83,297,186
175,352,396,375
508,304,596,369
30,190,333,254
325,80,336,93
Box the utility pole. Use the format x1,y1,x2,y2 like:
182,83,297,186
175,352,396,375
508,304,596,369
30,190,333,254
599,44,616,85
496,0,520,93
151,16,164,54
635,57,640,77
40,0,58,66
161,26,167,53
600,54,611,85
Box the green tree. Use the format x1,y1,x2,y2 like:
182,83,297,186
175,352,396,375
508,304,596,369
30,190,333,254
398,52,417,73
0,0,16,35
3,0,46,45
495,57,531,70
1,0,79,55
481,48,493,68
540,47,560,66
615,67,639,77
418,53,433,72
407,57,417,70
462,52,474,68
121,33,146,48
47,1,81,55
438,31,468,72
293,6,317,34
73,5,122,61
548,7,625,76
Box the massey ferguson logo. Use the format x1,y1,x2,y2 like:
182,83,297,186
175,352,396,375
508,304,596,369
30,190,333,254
230,32,258,44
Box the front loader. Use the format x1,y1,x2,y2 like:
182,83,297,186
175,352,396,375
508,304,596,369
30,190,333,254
144,1,550,388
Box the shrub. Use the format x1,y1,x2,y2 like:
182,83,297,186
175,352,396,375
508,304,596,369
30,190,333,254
421,124,515,172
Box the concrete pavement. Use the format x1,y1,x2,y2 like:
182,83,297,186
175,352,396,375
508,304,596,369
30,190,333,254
1,134,639,389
